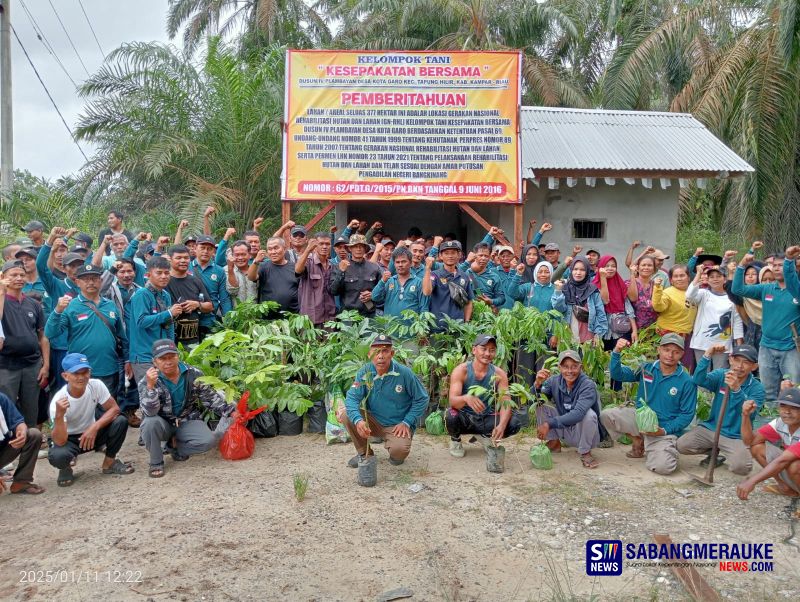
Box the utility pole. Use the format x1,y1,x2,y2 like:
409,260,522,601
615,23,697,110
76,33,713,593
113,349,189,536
0,0,13,199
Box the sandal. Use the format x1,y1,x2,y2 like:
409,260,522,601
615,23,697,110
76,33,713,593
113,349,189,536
102,458,135,475
10,482,46,495
149,464,165,478
57,468,76,487
763,483,800,497
580,452,599,469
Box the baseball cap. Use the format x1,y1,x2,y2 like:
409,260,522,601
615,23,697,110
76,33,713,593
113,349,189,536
196,235,216,247
544,242,560,252
142,242,156,255
74,233,93,247
62,353,91,373
290,226,308,237
439,240,462,252
586,248,600,256
731,345,758,363
651,249,670,260
14,247,38,259
69,245,89,254
370,333,393,347
474,334,497,347
152,338,179,359
495,245,514,255
557,349,582,365
380,237,395,246
74,264,102,278
777,387,800,408
14,237,33,246
705,265,724,276
1,259,23,273
62,252,85,266
185,233,198,243
659,332,685,350
333,235,349,246
347,234,369,248
22,220,44,233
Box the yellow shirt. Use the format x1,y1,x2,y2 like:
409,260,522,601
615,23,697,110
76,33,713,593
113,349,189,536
652,283,697,334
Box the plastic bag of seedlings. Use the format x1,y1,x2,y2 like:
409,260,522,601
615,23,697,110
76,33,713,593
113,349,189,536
635,400,659,434
529,442,553,470
325,386,350,444
424,410,446,435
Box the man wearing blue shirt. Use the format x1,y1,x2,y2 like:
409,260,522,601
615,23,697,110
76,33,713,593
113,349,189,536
370,248,428,318
422,241,474,328
460,243,505,311
343,334,429,472
678,344,765,475
600,334,698,474
191,235,232,338
733,249,800,399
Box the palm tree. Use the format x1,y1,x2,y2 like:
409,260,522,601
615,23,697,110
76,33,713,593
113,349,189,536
167,0,332,54
600,0,800,247
330,0,590,107
74,39,291,234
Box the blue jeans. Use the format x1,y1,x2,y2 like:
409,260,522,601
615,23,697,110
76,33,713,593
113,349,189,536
758,345,800,401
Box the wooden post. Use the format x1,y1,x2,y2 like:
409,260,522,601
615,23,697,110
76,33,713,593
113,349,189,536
281,200,292,244
304,202,336,231
513,203,523,253
457,203,511,246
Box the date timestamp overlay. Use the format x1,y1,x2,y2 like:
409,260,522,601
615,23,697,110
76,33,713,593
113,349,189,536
20,570,143,584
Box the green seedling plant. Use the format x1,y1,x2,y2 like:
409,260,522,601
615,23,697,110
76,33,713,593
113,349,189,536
293,473,309,502
467,374,519,449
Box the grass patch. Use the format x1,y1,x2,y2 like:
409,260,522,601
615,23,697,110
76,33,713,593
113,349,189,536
293,473,309,502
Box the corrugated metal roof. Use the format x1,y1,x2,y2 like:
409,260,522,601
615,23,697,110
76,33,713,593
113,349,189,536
521,107,753,177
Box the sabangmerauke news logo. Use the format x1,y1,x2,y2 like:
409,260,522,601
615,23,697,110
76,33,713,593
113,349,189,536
586,539,623,576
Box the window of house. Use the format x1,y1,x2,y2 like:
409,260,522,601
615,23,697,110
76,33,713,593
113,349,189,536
572,219,605,240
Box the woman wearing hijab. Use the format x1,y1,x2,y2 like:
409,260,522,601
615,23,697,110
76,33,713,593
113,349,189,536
553,256,608,343
519,244,540,284
627,255,659,330
593,256,637,389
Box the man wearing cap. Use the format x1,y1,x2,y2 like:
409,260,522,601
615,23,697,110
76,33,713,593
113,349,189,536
165,245,213,346
0,391,46,494
677,344,765,474
491,245,519,311
371,247,428,320
738,387,800,500
247,237,300,314
273,220,308,263
459,243,506,312
48,353,133,486
422,240,474,327
342,334,429,470
534,350,602,469
71,233,94,253
687,248,723,277
329,234,383,317
295,232,336,326
543,242,561,269
191,235,232,337
16,247,49,309
373,238,395,270
226,240,257,306
22,221,46,249
585,249,601,276
45,263,129,400
447,334,520,465
600,335,697,474
126,256,181,383
139,339,237,478
0,261,49,427
735,247,800,400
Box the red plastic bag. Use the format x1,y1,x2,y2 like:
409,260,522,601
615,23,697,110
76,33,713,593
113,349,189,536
219,392,266,461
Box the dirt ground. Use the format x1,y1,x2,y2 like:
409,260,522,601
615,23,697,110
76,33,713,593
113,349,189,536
1,428,799,602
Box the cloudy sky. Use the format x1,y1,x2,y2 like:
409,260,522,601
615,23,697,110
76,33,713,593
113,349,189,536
9,0,172,180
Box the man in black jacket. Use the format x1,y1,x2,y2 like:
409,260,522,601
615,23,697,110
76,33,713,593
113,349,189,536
329,234,382,317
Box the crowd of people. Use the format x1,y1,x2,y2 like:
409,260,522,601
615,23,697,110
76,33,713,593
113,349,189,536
1,210,799,501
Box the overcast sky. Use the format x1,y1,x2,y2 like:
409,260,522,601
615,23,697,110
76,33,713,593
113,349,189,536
9,0,172,180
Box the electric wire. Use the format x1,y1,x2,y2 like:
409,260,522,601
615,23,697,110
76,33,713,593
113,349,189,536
46,0,90,76
18,0,77,87
76,0,104,58
11,25,90,162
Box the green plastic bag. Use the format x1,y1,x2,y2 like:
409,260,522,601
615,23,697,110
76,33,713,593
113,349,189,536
425,410,446,435
529,442,553,470
635,400,659,434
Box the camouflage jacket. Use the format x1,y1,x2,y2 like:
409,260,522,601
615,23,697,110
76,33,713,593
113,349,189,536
138,364,234,424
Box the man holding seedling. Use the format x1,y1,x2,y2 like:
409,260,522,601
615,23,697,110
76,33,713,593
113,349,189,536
600,333,697,474
677,344,765,474
447,334,520,466
738,386,800,499
342,334,428,470
534,350,602,469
